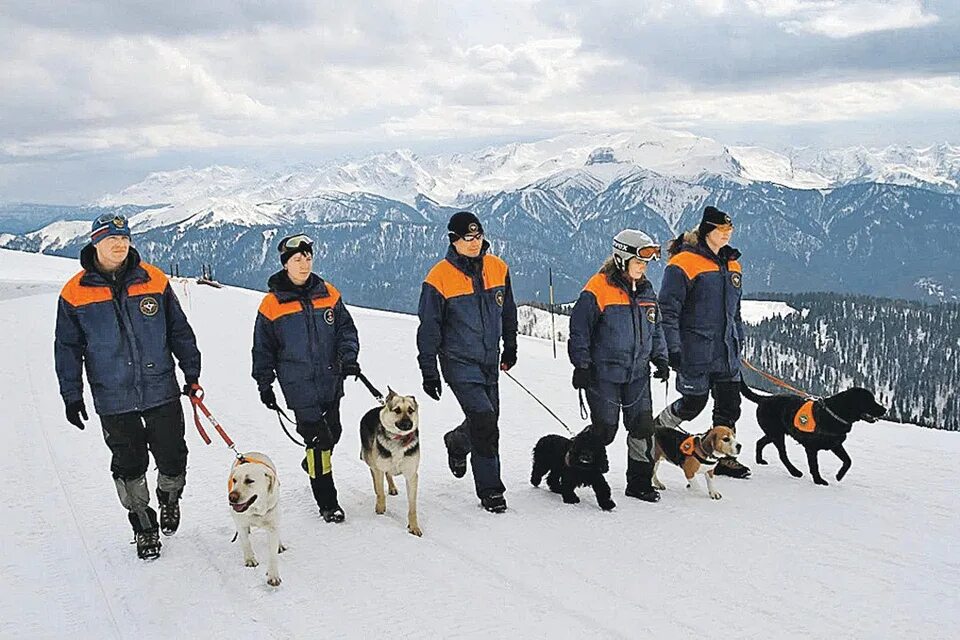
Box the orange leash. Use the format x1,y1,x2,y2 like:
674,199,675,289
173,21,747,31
741,359,813,398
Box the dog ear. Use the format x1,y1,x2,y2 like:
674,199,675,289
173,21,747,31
266,471,275,492
409,395,418,411
386,386,396,401
702,429,718,455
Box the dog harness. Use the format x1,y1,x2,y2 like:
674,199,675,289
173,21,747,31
679,435,719,466
793,399,852,433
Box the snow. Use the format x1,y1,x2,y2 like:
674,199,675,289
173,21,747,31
2,250,958,638
741,300,798,325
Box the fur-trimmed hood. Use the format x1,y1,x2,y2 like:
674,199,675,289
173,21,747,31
667,228,741,262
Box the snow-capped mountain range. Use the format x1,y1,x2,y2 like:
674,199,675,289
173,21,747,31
2,127,959,310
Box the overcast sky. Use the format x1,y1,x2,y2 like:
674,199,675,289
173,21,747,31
1,0,957,203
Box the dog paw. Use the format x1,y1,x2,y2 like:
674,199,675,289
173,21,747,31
408,524,423,537
562,494,580,504
245,557,259,568
388,487,398,496
375,500,386,515
814,478,829,486
266,574,281,587
599,500,616,511
652,479,666,490
278,543,287,554
790,469,803,478
710,491,722,500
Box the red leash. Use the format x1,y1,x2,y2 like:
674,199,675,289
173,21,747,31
188,384,239,454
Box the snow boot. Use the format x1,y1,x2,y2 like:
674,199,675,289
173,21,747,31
320,505,346,523
480,492,507,513
443,430,468,478
156,489,181,536
714,457,751,479
129,507,161,560
625,459,661,503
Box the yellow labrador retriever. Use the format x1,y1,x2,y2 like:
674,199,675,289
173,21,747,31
228,452,285,586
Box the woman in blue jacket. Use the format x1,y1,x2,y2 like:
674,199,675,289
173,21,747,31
568,229,670,502
252,234,361,522
656,206,750,479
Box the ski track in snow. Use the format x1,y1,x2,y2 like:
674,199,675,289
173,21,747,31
1,251,958,639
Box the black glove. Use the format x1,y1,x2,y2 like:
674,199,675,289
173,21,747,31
341,361,361,378
65,399,88,430
260,386,279,411
423,377,442,401
572,367,591,390
500,347,517,372
182,378,202,399
668,351,683,371
652,356,670,382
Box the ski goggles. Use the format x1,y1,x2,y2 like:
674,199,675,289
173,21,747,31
459,231,484,242
277,234,314,252
705,221,735,233
90,212,131,243
614,240,661,262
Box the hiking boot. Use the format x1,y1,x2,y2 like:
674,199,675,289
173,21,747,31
443,431,467,479
480,492,507,513
714,457,751,479
625,486,661,503
129,508,161,560
156,489,181,536
320,505,345,523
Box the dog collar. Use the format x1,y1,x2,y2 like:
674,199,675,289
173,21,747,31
680,435,718,466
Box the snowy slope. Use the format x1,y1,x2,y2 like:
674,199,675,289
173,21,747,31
2,250,958,639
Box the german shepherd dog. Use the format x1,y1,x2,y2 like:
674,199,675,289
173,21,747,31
360,388,422,536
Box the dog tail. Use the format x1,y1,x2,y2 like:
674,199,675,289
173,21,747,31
740,381,769,404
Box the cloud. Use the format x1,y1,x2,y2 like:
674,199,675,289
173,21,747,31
0,0,957,202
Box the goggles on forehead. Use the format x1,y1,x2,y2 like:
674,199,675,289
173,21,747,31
706,222,735,233
93,212,129,227
278,234,314,252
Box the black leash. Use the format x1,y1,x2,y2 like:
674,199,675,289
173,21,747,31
504,370,575,435
274,407,306,447
353,372,385,405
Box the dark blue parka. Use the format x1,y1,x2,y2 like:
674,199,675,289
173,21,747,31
417,243,518,385
54,246,201,416
568,268,668,383
252,271,359,410
658,236,745,376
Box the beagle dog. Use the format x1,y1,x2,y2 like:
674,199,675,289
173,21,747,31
652,426,741,500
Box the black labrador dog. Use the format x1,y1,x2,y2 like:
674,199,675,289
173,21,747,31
741,383,887,485
531,430,615,510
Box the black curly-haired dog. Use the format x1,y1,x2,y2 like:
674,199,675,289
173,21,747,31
530,430,615,510
741,383,887,485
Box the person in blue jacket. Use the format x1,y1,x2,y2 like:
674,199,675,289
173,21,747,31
252,234,360,522
417,211,518,513
656,206,750,478
54,212,202,559
569,229,670,502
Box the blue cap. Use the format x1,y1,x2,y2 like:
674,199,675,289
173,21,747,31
90,212,131,244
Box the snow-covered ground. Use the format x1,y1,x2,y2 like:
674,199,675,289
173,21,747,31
2,248,957,639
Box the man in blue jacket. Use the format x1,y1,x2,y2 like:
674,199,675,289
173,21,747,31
656,206,750,478
417,212,518,513
55,212,202,559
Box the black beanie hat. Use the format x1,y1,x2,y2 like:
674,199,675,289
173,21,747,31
277,234,314,265
698,206,733,240
447,211,484,243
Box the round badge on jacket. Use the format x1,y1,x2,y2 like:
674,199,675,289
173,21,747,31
731,272,742,288
139,296,159,317
646,307,657,323
495,290,504,307
324,308,335,325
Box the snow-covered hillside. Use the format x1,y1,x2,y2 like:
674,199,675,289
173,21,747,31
2,249,957,639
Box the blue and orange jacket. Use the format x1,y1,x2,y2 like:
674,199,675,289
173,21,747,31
658,236,745,376
252,271,359,410
417,243,518,385
568,269,668,383
54,246,201,416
